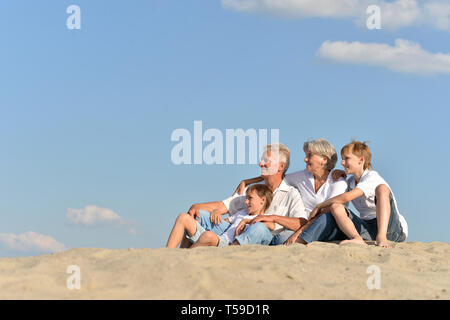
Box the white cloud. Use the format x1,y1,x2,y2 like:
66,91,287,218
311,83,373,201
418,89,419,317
66,205,137,235
317,38,450,75
0,231,67,254
221,0,450,31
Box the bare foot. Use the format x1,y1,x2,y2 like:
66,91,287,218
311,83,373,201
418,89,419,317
376,238,391,249
339,238,368,246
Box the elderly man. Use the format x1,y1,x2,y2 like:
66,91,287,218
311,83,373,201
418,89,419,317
166,143,308,248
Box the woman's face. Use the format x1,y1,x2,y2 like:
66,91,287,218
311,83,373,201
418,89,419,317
245,190,266,215
341,151,363,174
304,151,328,174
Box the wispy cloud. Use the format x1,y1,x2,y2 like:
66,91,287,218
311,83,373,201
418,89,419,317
0,231,67,254
66,205,137,235
221,0,450,31
317,39,450,75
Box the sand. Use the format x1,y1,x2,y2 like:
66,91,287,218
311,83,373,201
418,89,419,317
0,241,449,299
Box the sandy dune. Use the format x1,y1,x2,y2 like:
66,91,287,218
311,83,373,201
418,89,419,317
0,241,448,299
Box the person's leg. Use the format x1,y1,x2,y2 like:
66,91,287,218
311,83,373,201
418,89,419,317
374,185,391,248
329,203,367,246
180,235,192,248
299,212,347,244
234,222,273,245
166,213,198,248
270,230,295,246
375,188,405,242
198,211,230,235
191,231,220,248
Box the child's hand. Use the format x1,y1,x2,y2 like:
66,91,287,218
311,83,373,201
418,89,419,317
210,210,223,225
234,220,249,237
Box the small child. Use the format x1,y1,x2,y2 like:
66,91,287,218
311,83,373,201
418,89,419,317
304,141,408,248
190,184,274,248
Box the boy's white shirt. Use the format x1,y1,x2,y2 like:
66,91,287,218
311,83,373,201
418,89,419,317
347,169,408,239
284,169,348,214
222,179,307,235
221,209,257,244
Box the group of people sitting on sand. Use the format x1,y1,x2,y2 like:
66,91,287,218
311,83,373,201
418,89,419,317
166,139,408,249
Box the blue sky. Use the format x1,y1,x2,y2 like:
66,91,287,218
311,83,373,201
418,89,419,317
1,0,449,257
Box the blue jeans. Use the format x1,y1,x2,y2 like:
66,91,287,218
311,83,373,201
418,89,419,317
234,222,274,245
199,211,296,246
197,210,231,235
300,194,405,243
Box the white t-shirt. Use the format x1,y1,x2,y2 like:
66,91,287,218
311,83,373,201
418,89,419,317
285,169,348,214
347,169,408,238
222,209,257,244
222,179,307,235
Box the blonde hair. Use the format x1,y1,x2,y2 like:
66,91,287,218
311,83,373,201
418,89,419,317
246,184,273,213
263,143,291,175
341,140,373,170
303,138,337,171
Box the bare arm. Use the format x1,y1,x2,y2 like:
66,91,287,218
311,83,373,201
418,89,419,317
251,215,307,231
310,188,364,219
233,176,264,195
188,201,228,218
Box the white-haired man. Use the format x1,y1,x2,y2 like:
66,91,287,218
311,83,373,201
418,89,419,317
166,143,308,248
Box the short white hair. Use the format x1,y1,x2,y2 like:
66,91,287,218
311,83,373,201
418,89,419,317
263,143,291,175
303,138,337,171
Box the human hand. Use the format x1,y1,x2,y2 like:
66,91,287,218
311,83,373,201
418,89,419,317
285,232,300,246
309,207,320,220
233,180,246,195
210,209,223,225
187,204,201,218
234,220,249,237
332,169,347,182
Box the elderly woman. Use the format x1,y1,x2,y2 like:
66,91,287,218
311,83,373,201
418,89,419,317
235,138,348,242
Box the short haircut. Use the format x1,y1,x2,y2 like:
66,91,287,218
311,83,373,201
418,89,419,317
341,140,373,170
263,143,291,175
303,138,338,171
246,184,273,213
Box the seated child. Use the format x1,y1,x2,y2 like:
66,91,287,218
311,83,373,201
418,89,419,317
290,140,407,248
189,184,274,248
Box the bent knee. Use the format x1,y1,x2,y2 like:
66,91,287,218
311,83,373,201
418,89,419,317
177,212,193,222
202,231,216,239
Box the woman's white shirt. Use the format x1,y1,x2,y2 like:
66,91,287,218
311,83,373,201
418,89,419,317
284,169,348,214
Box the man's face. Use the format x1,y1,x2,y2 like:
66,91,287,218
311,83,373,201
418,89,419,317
259,150,281,177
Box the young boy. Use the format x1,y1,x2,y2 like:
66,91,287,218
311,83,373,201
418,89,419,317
289,141,408,248
189,184,275,248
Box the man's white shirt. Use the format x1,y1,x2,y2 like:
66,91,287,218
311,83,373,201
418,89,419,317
222,179,307,235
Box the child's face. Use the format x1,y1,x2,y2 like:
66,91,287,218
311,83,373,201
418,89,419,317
245,190,266,215
341,150,364,174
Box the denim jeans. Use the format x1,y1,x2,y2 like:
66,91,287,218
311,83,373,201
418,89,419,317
199,211,296,246
300,193,405,243
234,222,274,245
197,210,231,235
